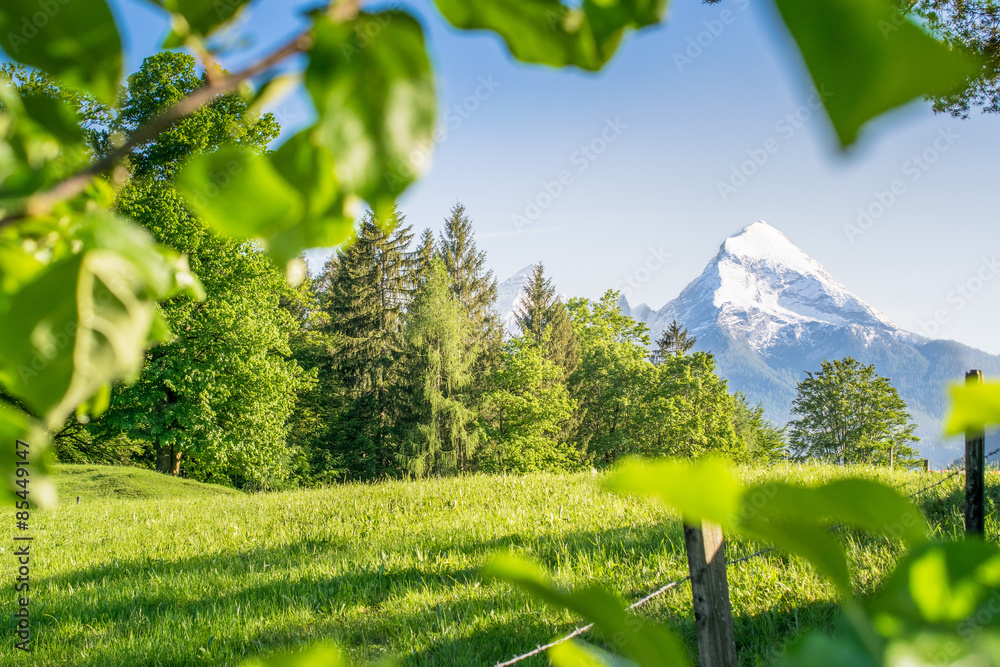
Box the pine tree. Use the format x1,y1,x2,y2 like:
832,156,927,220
399,258,479,476
654,320,696,362
324,207,416,479
515,263,579,377
438,203,504,390
414,227,437,286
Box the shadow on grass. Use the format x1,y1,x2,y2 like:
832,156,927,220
12,523,686,666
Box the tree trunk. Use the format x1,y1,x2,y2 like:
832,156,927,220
155,441,183,476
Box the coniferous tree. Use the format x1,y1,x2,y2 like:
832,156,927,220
414,227,437,286
515,263,579,377
399,258,479,476
439,203,503,370
325,207,416,479
654,320,697,362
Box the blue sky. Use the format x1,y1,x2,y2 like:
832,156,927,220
110,0,1000,355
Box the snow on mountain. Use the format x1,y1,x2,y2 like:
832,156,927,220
497,220,1000,466
494,264,537,337
640,221,903,351
494,263,569,337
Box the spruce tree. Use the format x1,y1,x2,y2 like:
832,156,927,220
414,227,437,286
514,263,579,377
324,207,416,479
654,320,697,362
439,203,503,368
399,258,480,476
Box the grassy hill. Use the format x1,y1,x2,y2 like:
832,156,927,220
52,464,243,503
2,464,992,666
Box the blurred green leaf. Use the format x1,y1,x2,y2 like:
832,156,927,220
0,403,54,507
870,540,1000,632
266,130,354,266
945,382,1000,435
604,456,744,528
434,0,666,71
483,554,692,667
743,479,928,547
772,0,981,147
0,212,202,428
775,630,880,667
240,643,352,667
20,93,84,144
549,640,640,666
742,517,852,594
0,0,122,103
143,0,254,39
305,11,436,219
176,139,353,269
176,144,301,238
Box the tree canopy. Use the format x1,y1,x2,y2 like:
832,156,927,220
789,357,919,467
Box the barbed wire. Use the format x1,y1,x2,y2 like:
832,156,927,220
493,545,775,666
905,445,1000,500
496,451,999,666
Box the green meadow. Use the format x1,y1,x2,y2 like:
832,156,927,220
2,463,993,666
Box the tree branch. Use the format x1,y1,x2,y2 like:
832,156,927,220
0,29,313,230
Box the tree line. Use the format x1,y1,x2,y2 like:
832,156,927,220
19,53,918,489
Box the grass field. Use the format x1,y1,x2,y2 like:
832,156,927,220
2,463,995,666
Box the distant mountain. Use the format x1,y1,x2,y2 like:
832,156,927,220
494,264,568,337
497,221,1000,466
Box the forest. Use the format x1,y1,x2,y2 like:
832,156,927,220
39,53,786,489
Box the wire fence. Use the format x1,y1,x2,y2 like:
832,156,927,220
493,546,776,666
495,453,1000,666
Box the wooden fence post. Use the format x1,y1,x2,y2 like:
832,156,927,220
921,459,929,473
684,520,738,667
965,370,985,537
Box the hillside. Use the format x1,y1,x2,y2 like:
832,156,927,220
52,464,243,503
6,464,986,666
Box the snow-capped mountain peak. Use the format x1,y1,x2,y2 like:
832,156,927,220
656,220,899,351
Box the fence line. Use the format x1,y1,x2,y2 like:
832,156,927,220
493,546,775,666
497,427,998,665
905,445,1000,500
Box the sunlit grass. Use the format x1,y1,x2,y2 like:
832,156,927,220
0,462,991,666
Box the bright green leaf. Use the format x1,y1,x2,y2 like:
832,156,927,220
604,456,744,529
0,0,122,103
305,11,436,218
944,382,1000,435
434,0,667,71
870,540,1000,631
483,554,692,667
741,517,853,594
177,145,302,240
143,0,254,39
239,643,351,667
0,212,202,428
549,640,640,667
0,403,54,507
771,0,981,147
742,479,927,547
